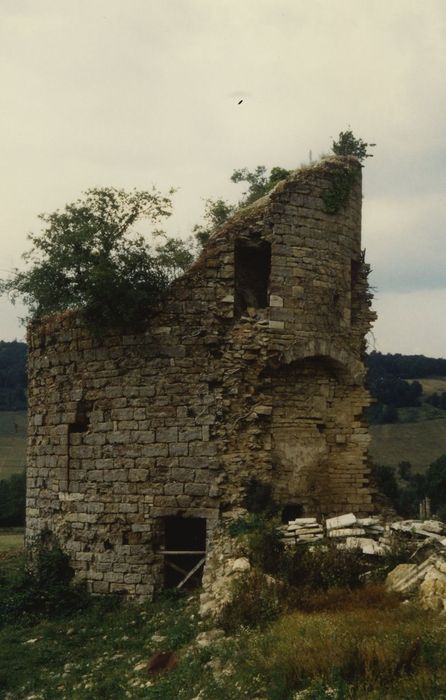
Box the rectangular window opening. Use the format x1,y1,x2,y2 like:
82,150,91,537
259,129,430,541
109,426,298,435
163,517,206,590
234,238,271,318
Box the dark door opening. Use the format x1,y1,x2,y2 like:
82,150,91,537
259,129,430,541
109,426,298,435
163,517,206,590
234,238,271,318
281,504,304,524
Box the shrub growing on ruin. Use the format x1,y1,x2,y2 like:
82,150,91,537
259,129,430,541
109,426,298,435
218,569,281,633
0,187,175,331
331,129,375,163
284,542,366,592
245,517,285,575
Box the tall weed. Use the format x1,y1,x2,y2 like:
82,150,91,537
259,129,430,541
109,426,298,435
248,605,441,697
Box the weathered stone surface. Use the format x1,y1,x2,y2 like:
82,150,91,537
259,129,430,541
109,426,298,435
326,513,357,531
230,557,251,573
385,564,421,594
344,537,386,555
420,521,444,535
26,157,375,599
328,527,365,538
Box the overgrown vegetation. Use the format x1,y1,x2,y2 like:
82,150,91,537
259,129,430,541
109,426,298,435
0,534,90,627
0,471,25,526
0,187,175,331
222,497,409,639
231,165,291,205
3,534,443,700
216,511,445,698
241,603,444,699
0,165,293,332
0,519,442,699
0,558,199,700
1,130,373,332
321,163,359,215
372,452,446,517
321,130,375,214
331,129,375,163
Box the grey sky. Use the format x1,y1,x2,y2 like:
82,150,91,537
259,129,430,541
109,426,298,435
1,0,445,356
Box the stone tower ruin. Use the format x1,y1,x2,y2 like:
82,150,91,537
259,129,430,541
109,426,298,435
26,156,376,597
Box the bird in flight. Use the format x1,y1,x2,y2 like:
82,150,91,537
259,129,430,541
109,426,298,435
238,99,243,105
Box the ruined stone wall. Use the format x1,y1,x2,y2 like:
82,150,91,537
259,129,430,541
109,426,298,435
26,156,376,597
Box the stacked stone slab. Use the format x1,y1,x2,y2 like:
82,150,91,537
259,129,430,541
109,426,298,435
26,156,376,599
280,518,324,546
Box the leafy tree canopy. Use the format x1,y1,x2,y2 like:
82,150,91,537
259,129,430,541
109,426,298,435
192,198,236,248
0,187,175,331
331,130,375,163
425,455,446,511
1,139,372,332
231,165,291,206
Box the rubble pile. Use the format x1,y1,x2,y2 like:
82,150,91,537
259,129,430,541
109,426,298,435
389,519,446,543
326,513,387,555
280,518,324,546
280,514,446,557
279,512,446,612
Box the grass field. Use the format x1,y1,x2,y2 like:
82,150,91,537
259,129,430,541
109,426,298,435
0,529,24,553
370,417,446,472
416,376,446,396
0,564,446,699
0,411,27,479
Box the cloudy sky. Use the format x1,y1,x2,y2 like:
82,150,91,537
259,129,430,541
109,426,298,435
1,0,445,356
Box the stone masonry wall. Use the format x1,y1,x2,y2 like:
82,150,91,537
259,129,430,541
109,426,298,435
26,156,376,597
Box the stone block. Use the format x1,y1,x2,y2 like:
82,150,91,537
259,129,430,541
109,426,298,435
185,483,209,496
178,428,202,441
164,482,184,496
128,469,149,482
326,513,357,531
169,442,188,457
156,427,178,443
328,527,365,538
385,564,421,593
92,581,110,593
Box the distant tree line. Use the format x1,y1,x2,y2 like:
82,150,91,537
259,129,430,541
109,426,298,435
366,351,446,380
0,341,27,410
373,454,446,520
426,392,446,411
366,352,446,424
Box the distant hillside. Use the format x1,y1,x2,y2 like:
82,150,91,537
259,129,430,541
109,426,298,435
0,341,27,410
365,352,446,424
366,353,446,471
369,418,446,473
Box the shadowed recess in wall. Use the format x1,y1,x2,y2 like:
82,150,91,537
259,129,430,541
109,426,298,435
234,238,271,318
